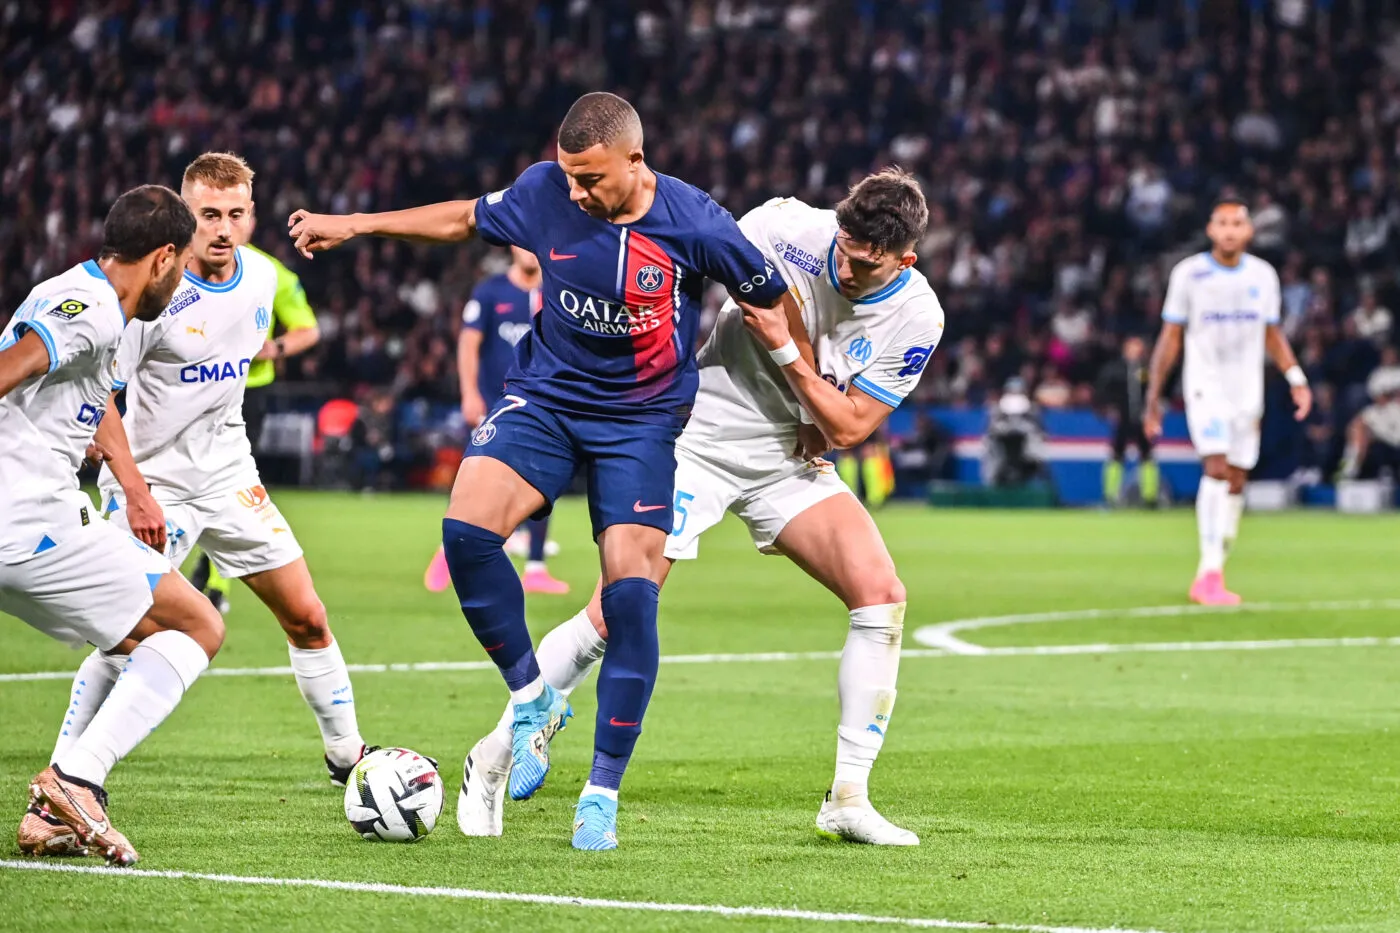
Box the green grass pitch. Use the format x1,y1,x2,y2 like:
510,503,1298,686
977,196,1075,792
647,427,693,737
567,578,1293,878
1,493,1398,932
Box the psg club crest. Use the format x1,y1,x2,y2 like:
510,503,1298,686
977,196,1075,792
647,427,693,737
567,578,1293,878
635,264,664,293
471,423,496,446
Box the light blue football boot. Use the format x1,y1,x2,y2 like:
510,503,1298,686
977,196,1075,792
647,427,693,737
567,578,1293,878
507,684,572,801
571,793,619,851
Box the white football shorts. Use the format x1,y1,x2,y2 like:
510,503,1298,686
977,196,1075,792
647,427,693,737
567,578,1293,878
0,517,171,651
1185,402,1261,470
665,441,853,561
101,480,304,579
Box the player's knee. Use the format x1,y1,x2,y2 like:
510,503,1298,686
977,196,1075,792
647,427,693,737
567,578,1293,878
1202,457,1230,481
848,596,906,646
280,598,331,649
846,574,906,613
188,604,226,659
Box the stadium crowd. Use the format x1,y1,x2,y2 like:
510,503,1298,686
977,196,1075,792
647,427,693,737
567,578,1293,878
3,0,1398,482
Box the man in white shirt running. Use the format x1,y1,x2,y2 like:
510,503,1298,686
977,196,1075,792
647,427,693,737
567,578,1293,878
1145,199,1312,604
4,185,225,867
459,169,944,846
53,153,370,795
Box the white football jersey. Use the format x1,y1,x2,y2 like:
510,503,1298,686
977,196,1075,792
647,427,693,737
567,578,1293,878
1162,252,1280,415
102,246,277,500
0,261,127,561
683,197,945,474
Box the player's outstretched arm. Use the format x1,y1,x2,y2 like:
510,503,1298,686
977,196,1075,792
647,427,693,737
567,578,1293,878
287,199,478,259
1265,324,1312,421
740,294,893,448
0,330,53,400
94,393,167,550
1143,322,1183,440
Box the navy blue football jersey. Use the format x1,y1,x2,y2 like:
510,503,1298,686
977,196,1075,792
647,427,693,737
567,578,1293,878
461,273,539,403
473,161,787,423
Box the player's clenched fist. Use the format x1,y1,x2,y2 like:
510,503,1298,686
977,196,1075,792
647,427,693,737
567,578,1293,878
287,210,358,259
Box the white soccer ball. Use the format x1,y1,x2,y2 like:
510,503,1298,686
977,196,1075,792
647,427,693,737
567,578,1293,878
343,747,444,842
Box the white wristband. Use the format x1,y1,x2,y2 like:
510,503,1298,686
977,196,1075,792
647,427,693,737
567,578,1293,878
769,339,800,367
1284,365,1308,388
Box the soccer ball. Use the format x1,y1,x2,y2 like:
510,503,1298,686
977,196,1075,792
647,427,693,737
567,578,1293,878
343,747,444,842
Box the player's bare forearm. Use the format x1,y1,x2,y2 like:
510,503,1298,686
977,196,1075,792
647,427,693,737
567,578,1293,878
1264,325,1299,373
1145,323,1183,409
288,200,477,257
775,358,893,449
93,395,147,495
0,331,51,400
354,200,478,244
783,291,817,371
457,330,482,400
738,291,879,446
279,325,319,358
1266,324,1312,419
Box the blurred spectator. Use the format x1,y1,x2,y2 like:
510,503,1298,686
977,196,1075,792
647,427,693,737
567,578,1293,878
1341,365,1400,479
983,379,1047,488
1349,287,1393,347
1096,335,1159,506
890,412,953,492
0,0,1393,474
350,392,400,491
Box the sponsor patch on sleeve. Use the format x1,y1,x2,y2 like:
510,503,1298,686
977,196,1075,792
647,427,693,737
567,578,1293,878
47,298,89,318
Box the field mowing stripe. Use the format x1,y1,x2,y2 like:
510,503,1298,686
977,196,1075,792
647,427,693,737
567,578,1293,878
4,599,1398,684
0,859,1171,933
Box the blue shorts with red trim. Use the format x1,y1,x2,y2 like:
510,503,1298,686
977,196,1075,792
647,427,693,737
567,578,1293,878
464,393,682,539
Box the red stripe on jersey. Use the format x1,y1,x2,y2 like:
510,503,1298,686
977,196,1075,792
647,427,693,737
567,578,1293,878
621,231,677,390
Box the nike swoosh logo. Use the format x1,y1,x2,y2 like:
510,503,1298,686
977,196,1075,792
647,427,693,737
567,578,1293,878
57,783,109,836
632,501,667,513
549,248,578,261
609,717,640,727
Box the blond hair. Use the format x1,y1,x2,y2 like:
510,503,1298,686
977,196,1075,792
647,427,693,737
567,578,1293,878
183,151,255,191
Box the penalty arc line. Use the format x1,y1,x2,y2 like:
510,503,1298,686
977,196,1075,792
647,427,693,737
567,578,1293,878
0,858,1174,933
3,599,1399,684
911,598,1400,655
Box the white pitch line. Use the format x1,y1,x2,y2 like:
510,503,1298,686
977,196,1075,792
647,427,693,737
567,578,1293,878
912,598,1400,655
4,599,1398,685
0,859,1171,933
0,650,951,684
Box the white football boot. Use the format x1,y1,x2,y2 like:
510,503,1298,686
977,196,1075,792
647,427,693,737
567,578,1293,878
457,734,511,837
815,784,919,846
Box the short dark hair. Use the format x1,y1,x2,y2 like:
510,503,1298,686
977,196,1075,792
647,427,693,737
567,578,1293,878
558,92,643,154
835,168,928,256
1211,196,1250,217
99,185,196,263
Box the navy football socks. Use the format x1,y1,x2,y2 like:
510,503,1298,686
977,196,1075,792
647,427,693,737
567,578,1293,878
526,517,549,563
588,577,661,791
442,518,540,690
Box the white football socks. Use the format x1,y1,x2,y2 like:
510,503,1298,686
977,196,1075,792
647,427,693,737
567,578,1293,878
833,602,905,793
288,640,364,767
490,608,606,753
54,630,209,787
581,782,618,801
1195,476,1230,576
50,649,127,763
1223,492,1245,557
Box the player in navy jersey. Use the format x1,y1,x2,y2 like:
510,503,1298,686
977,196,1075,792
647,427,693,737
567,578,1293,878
422,246,569,596
288,92,787,850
